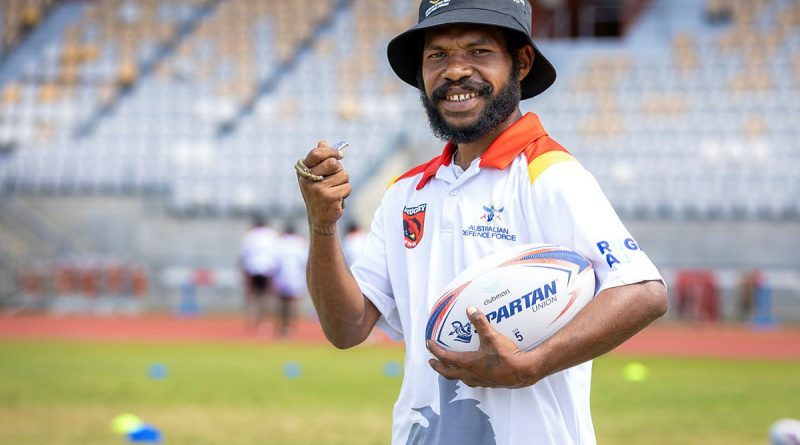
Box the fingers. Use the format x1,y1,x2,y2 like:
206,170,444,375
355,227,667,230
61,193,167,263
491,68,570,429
427,340,464,380
426,308,529,388
303,141,344,169
309,160,348,185
428,358,460,380
340,182,352,201
298,179,350,216
427,340,478,379
428,358,490,388
316,182,351,204
298,141,348,185
466,306,494,341
427,340,459,366
296,141,351,228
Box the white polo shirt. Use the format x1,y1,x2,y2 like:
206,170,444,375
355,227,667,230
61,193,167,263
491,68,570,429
240,226,279,277
351,113,662,445
274,233,309,297
343,229,367,267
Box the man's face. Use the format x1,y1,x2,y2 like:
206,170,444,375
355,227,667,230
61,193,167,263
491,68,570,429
420,24,521,144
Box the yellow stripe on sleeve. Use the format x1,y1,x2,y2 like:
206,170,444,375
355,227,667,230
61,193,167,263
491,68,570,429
527,151,576,184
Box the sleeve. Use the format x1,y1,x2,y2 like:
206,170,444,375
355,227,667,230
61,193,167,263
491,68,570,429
529,161,663,294
350,201,404,340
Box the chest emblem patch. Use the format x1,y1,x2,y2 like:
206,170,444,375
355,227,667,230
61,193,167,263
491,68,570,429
463,203,518,242
481,205,504,223
403,204,427,249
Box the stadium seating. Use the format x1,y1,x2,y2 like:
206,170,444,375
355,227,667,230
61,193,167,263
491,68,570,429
0,0,797,221
0,0,57,58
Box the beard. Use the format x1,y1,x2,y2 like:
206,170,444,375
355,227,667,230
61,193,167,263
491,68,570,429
419,69,521,144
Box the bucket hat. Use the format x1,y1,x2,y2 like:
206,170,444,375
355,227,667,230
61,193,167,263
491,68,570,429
387,0,557,99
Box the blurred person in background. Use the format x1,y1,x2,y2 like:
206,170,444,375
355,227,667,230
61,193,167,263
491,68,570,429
736,270,759,322
273,224,309,337
239,213,279,334
675,269,720,323
342,221,366,267
295,1,667,443
736,269,773,324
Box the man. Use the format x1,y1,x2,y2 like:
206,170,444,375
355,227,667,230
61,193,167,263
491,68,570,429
342,221,366,267
238,213,278,333
273,224,309,337
296,1,667,443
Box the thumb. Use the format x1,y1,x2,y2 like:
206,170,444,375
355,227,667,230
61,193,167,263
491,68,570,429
466,306,494,339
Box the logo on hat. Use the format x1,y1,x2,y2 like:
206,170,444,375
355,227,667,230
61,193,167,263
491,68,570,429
425,0,450,17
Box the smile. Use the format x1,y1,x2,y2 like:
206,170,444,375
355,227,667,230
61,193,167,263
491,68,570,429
445,92,481,102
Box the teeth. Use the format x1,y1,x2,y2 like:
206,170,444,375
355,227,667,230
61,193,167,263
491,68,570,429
446,92,479,102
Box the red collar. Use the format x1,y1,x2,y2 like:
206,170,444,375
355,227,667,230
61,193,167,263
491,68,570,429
414,113,548,190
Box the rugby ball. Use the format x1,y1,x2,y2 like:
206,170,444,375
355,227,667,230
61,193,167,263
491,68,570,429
426,243,595,352
770,419,800,445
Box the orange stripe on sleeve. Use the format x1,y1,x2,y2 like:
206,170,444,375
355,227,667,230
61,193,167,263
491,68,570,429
523,137,576,184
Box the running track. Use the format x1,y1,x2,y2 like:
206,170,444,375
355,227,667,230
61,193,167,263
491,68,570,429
0,313,798,361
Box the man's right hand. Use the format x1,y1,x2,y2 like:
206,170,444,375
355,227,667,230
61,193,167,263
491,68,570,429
296,141,351,235
296,141,379,349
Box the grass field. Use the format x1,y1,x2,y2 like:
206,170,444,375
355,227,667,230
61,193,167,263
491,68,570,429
0,340,797,445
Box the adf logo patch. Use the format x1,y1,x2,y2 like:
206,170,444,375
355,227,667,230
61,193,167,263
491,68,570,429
402,204,427,249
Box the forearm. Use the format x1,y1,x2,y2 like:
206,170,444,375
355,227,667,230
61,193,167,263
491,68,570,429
297,141,381,348
518,280,668,385
307,224,377,349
